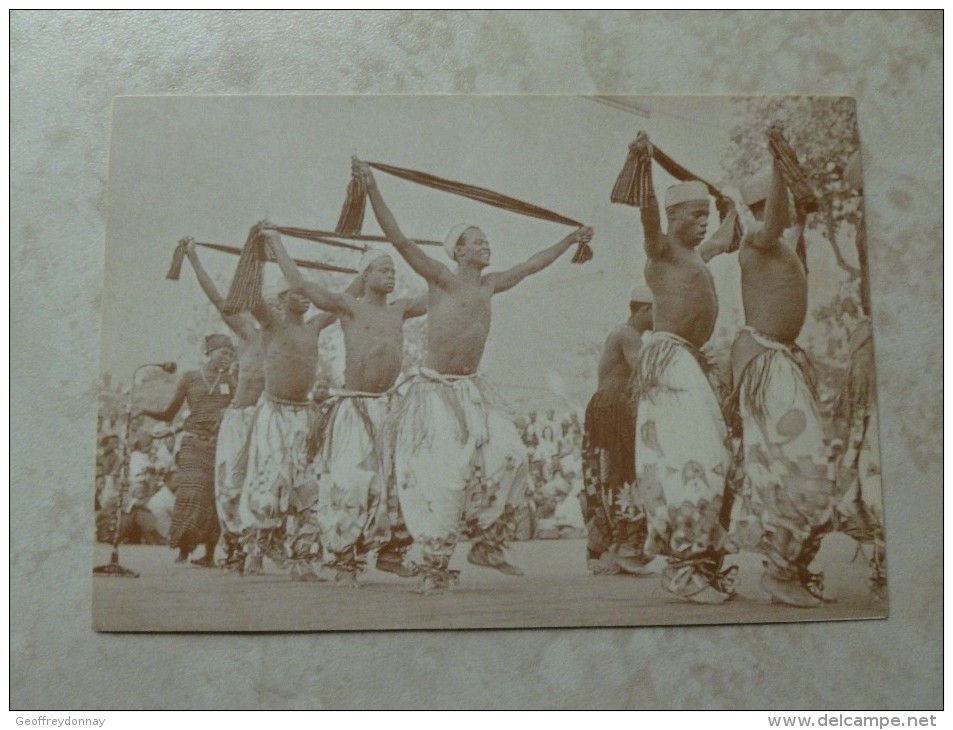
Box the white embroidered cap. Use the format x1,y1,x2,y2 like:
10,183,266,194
664,180,709,208
443,224,477,261
740,169,772,206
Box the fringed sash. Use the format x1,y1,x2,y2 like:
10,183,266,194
637,330,715,399
336,161,593,264
307,392,381,464
388,368,514,455
732,325,818,429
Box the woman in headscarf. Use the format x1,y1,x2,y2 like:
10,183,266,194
140,334,236,565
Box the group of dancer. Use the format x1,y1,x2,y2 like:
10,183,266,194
581,128,883,606
134,125,882,605
139,158,592,593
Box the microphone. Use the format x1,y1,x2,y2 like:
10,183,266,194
160,362,177,374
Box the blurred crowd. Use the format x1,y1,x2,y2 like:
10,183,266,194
95,425,179,545
514,408,586,540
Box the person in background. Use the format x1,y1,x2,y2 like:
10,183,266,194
139,334,236,566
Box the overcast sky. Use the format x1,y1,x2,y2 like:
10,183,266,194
101,95,858,412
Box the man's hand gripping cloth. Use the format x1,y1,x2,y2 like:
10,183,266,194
834,322,885,595
238,394,320,565
634,331,736,600
610,128,817,246
581,388,650,573
727,326,836,591
611,139,723,208
201,225,366,317
388,369,530,571
765,124,819,215
336,161,593,264
306,391,410,575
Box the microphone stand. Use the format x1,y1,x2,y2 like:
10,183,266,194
94,362,176,577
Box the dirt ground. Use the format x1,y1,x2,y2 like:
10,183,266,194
93,533,886,632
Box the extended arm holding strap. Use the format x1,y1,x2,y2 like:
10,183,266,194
336,160,593,264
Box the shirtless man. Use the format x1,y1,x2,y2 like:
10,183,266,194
181,235,266,572
353,158,594,593
582,284,653,576
630,132,736,604
728,127,836,606
267,231,426,584
237,224,350,581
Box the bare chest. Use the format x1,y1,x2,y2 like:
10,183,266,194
347,302,405,340
265,322,318,361
647,253,714,293
740,244,806,284
434,279,493,320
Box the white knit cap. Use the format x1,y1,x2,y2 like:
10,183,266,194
664,181,709,208
443,224,478,261
359,247,391,273
629,283,653,304
740,169,772,206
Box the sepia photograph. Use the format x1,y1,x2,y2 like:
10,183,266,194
92,94,885,632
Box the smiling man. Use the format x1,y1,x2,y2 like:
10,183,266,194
353,158,593,594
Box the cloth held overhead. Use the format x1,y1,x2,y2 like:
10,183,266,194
336,161,593,264
166,238,360,282
610,139,722,208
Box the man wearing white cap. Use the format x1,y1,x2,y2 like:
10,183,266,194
727,142,836,607
581,284,653,576
181,233,267,572
266,230,426,585
238,226,355,581
629,132,736,604
352,158,594,594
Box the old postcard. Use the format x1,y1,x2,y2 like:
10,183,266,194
93,95,885,631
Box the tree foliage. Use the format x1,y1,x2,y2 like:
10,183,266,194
722,96,866,284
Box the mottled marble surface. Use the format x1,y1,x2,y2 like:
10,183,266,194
11,11,942,709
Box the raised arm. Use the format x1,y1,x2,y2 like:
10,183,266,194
745,156,790,251
632,133,668,261
184,238,257,341
307,273,365,333
264,228,355,318
489,226,593,294
138,374,190,423
399,293,429,320
354,159,451,286
698,208,739,263
762,155,791,243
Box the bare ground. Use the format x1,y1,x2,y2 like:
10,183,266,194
93,533,886,632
